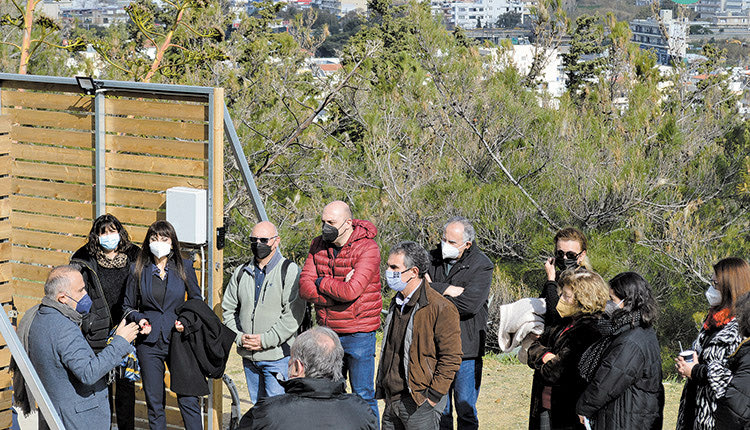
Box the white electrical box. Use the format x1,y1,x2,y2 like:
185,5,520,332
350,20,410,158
166,187,207,245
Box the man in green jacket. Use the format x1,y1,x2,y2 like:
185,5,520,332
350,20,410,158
222,221,306,403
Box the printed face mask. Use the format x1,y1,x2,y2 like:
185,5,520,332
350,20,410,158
385,269,413,292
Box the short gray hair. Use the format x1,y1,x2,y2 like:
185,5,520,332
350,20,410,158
443,216,476,243
44,265,80,298
389,241,429,279
291,327,344,380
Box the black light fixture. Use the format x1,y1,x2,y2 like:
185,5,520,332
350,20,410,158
75,76,100,95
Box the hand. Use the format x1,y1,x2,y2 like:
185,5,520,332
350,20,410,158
345,269,355,282
578,415,586,425
115,319,140,343
174,320,184,333
542,353,557,364
443,285,464,297
427,399,436,407
675,353,698,379
242,334,263,351
138,319,151,335
545,258,556,281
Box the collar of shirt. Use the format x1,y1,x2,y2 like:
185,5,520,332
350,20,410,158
246,250,283,276
395,280,421,312
151,263,168,276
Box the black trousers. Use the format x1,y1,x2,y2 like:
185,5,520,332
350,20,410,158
136,340,202,430
108,374,135,430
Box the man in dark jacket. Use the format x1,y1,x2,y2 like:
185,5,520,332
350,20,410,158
299,200,382,419
239,326,377,430
427,217,493,430
378,241,462,430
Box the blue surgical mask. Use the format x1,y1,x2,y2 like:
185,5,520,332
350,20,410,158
385,269,413,292
67,293,93,314
98,233,120,251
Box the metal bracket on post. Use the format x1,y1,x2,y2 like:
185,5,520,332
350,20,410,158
94,90,106,217
223,104,268,222
0,306,65,430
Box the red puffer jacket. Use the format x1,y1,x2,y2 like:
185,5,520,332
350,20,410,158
299,219,382,334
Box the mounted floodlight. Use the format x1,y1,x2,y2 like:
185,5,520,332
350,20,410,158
75,76,99,95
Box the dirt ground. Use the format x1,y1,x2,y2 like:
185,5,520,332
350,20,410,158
221,350,684,429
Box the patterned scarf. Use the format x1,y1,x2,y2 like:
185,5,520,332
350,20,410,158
95,249,129,269
578,310,642,382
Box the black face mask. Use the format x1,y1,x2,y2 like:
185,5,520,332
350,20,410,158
251,242,272,260
321,223,340,243
555,257,579,272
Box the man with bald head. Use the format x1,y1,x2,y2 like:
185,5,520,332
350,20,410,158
222,221,306,403
299,200,382,419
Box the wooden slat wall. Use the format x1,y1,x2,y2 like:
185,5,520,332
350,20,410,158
0,116,12,430
0,81,219,430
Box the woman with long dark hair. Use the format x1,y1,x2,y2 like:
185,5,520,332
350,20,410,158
675,257,750,430
71,213,140,430
575,272,664,429
123,220,202,430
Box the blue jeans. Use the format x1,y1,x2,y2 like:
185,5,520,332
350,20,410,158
339,331,379,421
243,356,290,404
440,358,482,430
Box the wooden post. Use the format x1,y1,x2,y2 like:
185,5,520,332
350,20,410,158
210,88,224,430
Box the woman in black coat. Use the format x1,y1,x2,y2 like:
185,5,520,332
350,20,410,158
575,272,664,430
123,220,202,430
71,214,140,430
715,291,750,429
527,268,609,430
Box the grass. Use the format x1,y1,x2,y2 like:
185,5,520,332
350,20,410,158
221,346,684,429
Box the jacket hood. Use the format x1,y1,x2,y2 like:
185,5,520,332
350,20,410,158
348,219,377,243
281,377,347,398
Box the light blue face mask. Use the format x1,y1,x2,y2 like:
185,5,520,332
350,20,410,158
385,269,414,292
99,233,120,251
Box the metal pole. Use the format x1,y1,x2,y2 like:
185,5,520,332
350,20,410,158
205,91,215,430
0,306,65,430
223,104,268,222
94,90,106,217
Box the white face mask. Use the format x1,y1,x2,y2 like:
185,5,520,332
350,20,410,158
441,240,461,260
706,285,722,307
149,241,171,259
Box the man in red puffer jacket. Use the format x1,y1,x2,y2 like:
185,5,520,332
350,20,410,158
299,200,382,420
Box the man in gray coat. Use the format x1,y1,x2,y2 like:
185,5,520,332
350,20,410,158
27,265,139,429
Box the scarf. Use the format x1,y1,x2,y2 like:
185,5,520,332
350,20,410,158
578,310,642,382
95,249,129,269
40,295,83,326
703,307,732,331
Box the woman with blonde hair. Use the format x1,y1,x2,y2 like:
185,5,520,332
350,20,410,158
528,268,609,430
675,257,750,430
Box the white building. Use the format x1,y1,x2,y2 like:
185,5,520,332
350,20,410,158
482,44,565,99
441,0,528,29
690,0,750,19
311,0,366,15
630,10,688,66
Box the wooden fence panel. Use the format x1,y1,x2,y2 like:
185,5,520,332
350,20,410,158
0,81,222,430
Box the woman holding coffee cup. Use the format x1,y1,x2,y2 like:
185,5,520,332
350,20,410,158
575,272,664,429
675,257,750,430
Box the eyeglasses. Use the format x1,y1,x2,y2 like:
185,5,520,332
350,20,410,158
555,250,584,260
249,236,278,244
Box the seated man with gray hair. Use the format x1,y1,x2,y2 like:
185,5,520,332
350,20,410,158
27,265,140,430
239,326,378,430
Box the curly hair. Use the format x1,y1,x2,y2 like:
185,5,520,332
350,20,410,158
558,267,608,315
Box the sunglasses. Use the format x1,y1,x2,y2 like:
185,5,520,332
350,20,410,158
249,236,278,244
555,250,583,260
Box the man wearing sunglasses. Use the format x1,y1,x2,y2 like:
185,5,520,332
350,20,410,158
426,216,493,430
541,227,589,327
299,200,382,420
222,221,306,405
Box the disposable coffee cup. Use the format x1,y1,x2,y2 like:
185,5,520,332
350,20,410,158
680,350,695,362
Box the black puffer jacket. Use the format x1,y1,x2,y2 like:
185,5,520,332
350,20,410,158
715,339,750,429
576,322,664,430
527,313,602,430
71,243,139,352
428,244,494,358
239,377,378,430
